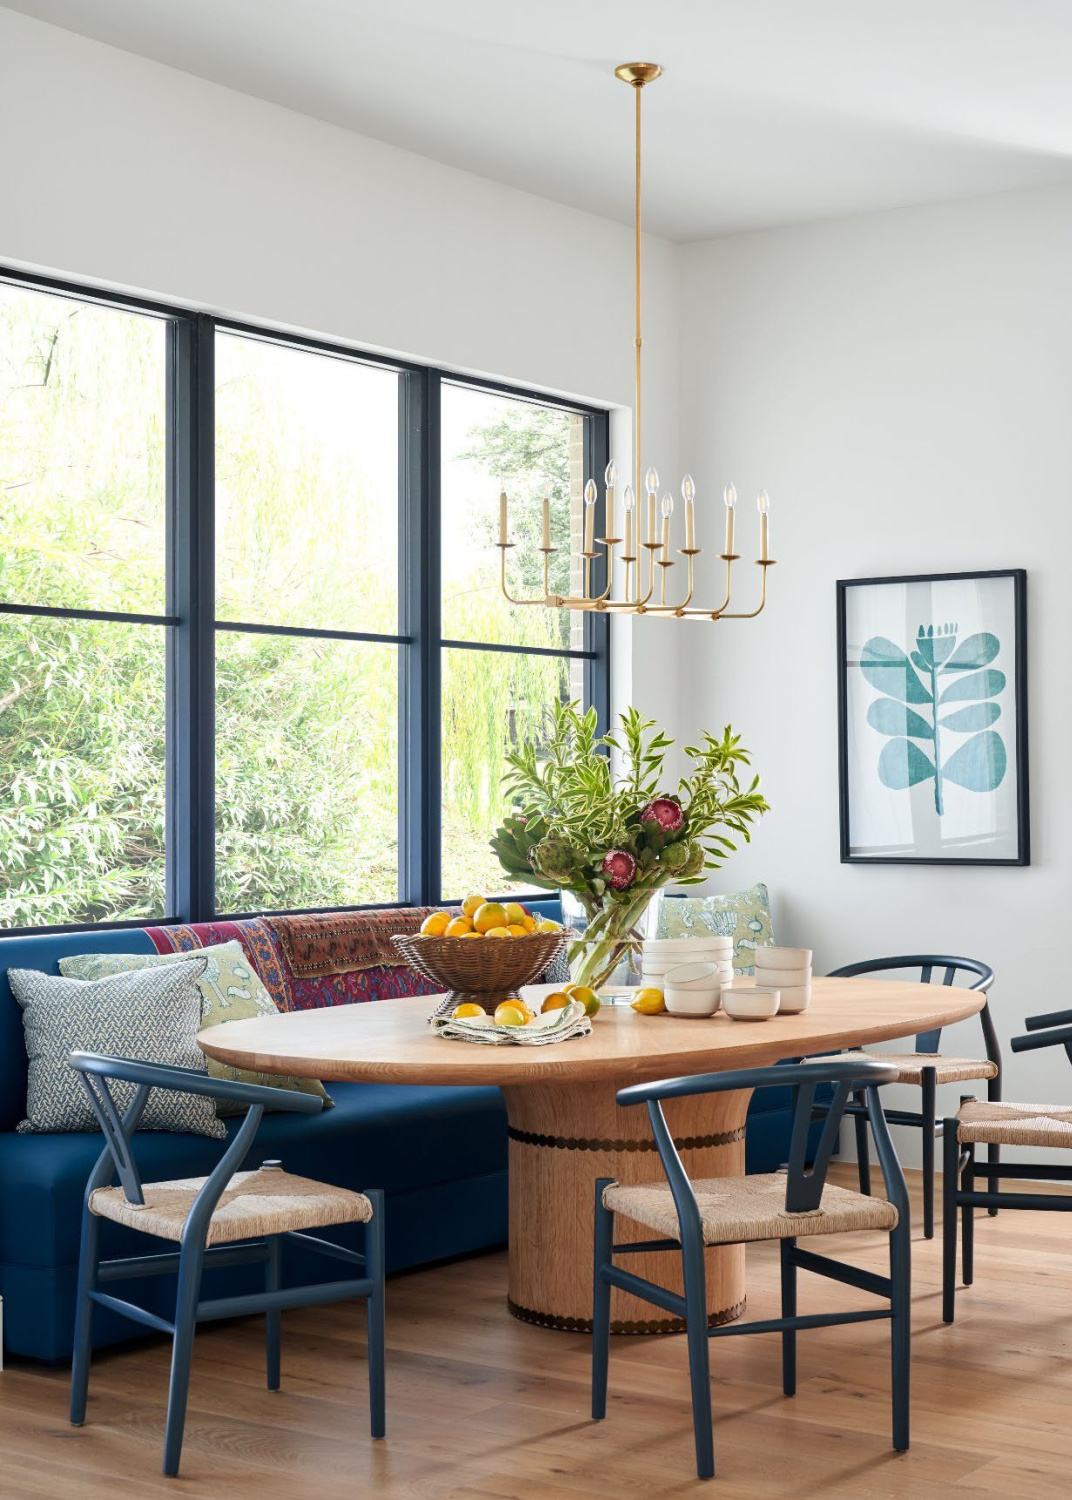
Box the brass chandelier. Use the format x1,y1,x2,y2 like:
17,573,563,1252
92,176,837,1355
498,62,774,621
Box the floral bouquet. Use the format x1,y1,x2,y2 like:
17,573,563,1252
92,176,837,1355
491,702,768,992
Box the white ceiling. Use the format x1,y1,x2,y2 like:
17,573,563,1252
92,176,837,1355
7,0,1072,241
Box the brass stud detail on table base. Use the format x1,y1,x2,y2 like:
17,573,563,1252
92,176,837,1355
507,1296,748,1336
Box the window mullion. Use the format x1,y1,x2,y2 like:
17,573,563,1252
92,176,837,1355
166,313,216,922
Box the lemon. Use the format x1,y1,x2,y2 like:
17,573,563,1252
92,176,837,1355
459,929,482,939
541,991,570,1013
514,1000,536,1023
536,918,562,933
484,926,511,939
630,987,666,1015
506,923,528,937
444,916,473,937
474,901,508,935
493,1002,526,1027
452,1002,485,1020
420,912,451,937
461,894,486,920
504,902,529,927
522,915,538,933
569,985,601,1017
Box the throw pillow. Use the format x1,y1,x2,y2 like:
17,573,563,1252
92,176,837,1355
658,882,775,974
8,959,225,1138
59,941,332,1112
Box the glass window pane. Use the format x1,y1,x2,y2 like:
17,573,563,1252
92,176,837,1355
0,282,167,613
215,334,399,634
0,616,166,929
215,632,399,911
440,646,583,900
440,383,588,652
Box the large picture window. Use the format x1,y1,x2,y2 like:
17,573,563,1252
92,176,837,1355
0,272,608,932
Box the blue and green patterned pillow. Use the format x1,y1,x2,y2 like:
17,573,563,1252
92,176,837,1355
658,882,774,975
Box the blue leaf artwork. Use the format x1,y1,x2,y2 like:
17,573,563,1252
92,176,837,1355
859,624,1006,815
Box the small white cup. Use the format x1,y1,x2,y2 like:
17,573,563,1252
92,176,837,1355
750,964,812,989
775,983,811,1014
723,986,781,1021
756,946,813,970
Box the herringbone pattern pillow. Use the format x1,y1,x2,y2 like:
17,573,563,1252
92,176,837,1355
8,958,225,1139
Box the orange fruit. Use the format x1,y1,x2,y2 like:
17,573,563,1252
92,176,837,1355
452,1002,485,1020
474,901,508,934
569,985,600,1017
493,1002,526,1027
459,929,482,939
484,926,511,939
461,894,486,920
504,902,528,927
506,923,528,937
514,1001,536,1023
541,991,570,1013
420,912,451,937
522,915,537,933
444,916,473,937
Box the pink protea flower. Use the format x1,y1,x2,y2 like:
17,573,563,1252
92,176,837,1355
601,849,637,891
640,797,685,834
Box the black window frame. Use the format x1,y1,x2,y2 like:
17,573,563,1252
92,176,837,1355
0,267,610,935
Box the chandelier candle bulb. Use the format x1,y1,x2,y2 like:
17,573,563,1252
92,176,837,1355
584,478,597,552
623,484,634,556
682,476,696,551
499,489,508,547
757,489,770,561
723,483,737,557
542,496,551,552
604,459,617,538
660,493,673,561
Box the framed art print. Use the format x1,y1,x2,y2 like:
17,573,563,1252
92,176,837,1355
837,570,1028,865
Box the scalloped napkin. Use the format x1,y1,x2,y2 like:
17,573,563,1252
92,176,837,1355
430,999,591,1045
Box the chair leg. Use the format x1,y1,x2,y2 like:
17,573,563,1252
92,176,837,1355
780,1239,797,1398
961,1146,975,1288
921,1069,936,1239
853,1091,872,1196
681,1231,714,1481
364,1189,386,1441
986,1074,1001,1216
591,1179,614,1422
69,1206,100,1426
889,1217,911,1452
265,1235,282,1392
942,1119,959,1324
162,1239,205,1478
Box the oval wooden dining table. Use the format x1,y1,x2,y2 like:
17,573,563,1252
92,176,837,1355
198,976,983,1336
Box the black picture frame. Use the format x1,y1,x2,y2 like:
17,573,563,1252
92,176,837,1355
837,569,1029,866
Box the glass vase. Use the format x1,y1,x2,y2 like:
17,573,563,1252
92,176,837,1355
560,888,663,994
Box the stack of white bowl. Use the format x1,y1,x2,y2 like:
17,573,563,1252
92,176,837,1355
753,946,812,1013
642,936,733,991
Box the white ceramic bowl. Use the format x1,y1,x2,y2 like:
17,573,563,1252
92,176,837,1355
723,986,781,1021
664,983,722,1017
663,960,722,991
748,964,811,989
756,945,813,970
643,937,732,958
774,983,811,1014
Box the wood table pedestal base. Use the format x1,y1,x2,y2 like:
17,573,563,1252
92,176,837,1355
502,1081,749,1334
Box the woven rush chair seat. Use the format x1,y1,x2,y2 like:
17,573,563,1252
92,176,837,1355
957,1098,1072,1149
838,1049,998,1087
90,1165,373,1246
603,1171,899,1247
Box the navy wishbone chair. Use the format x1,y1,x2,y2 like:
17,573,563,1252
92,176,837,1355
67,1051,385,1478
943,1008,1072,1322
824,955,999,1238
591,1058,910,1482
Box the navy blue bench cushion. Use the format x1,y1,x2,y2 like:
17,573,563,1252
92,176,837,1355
0,1079,507,1270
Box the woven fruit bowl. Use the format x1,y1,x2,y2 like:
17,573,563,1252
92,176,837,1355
391,931,569,1017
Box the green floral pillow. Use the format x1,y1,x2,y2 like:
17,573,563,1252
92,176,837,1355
60,941,332,1112
658,882,775,974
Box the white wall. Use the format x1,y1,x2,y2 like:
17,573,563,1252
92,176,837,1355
0,7,681,730
679,183,1072,1161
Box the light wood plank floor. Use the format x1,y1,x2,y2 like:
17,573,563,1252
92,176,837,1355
1,1165,1070,1498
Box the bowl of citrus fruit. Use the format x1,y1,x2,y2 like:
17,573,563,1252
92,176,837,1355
391,897,569,1017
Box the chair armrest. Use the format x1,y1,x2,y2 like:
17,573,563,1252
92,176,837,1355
616,1057,899,1109
1024,1008,1072,1033
1010,1025,1072,1054
68,1051,325,1114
